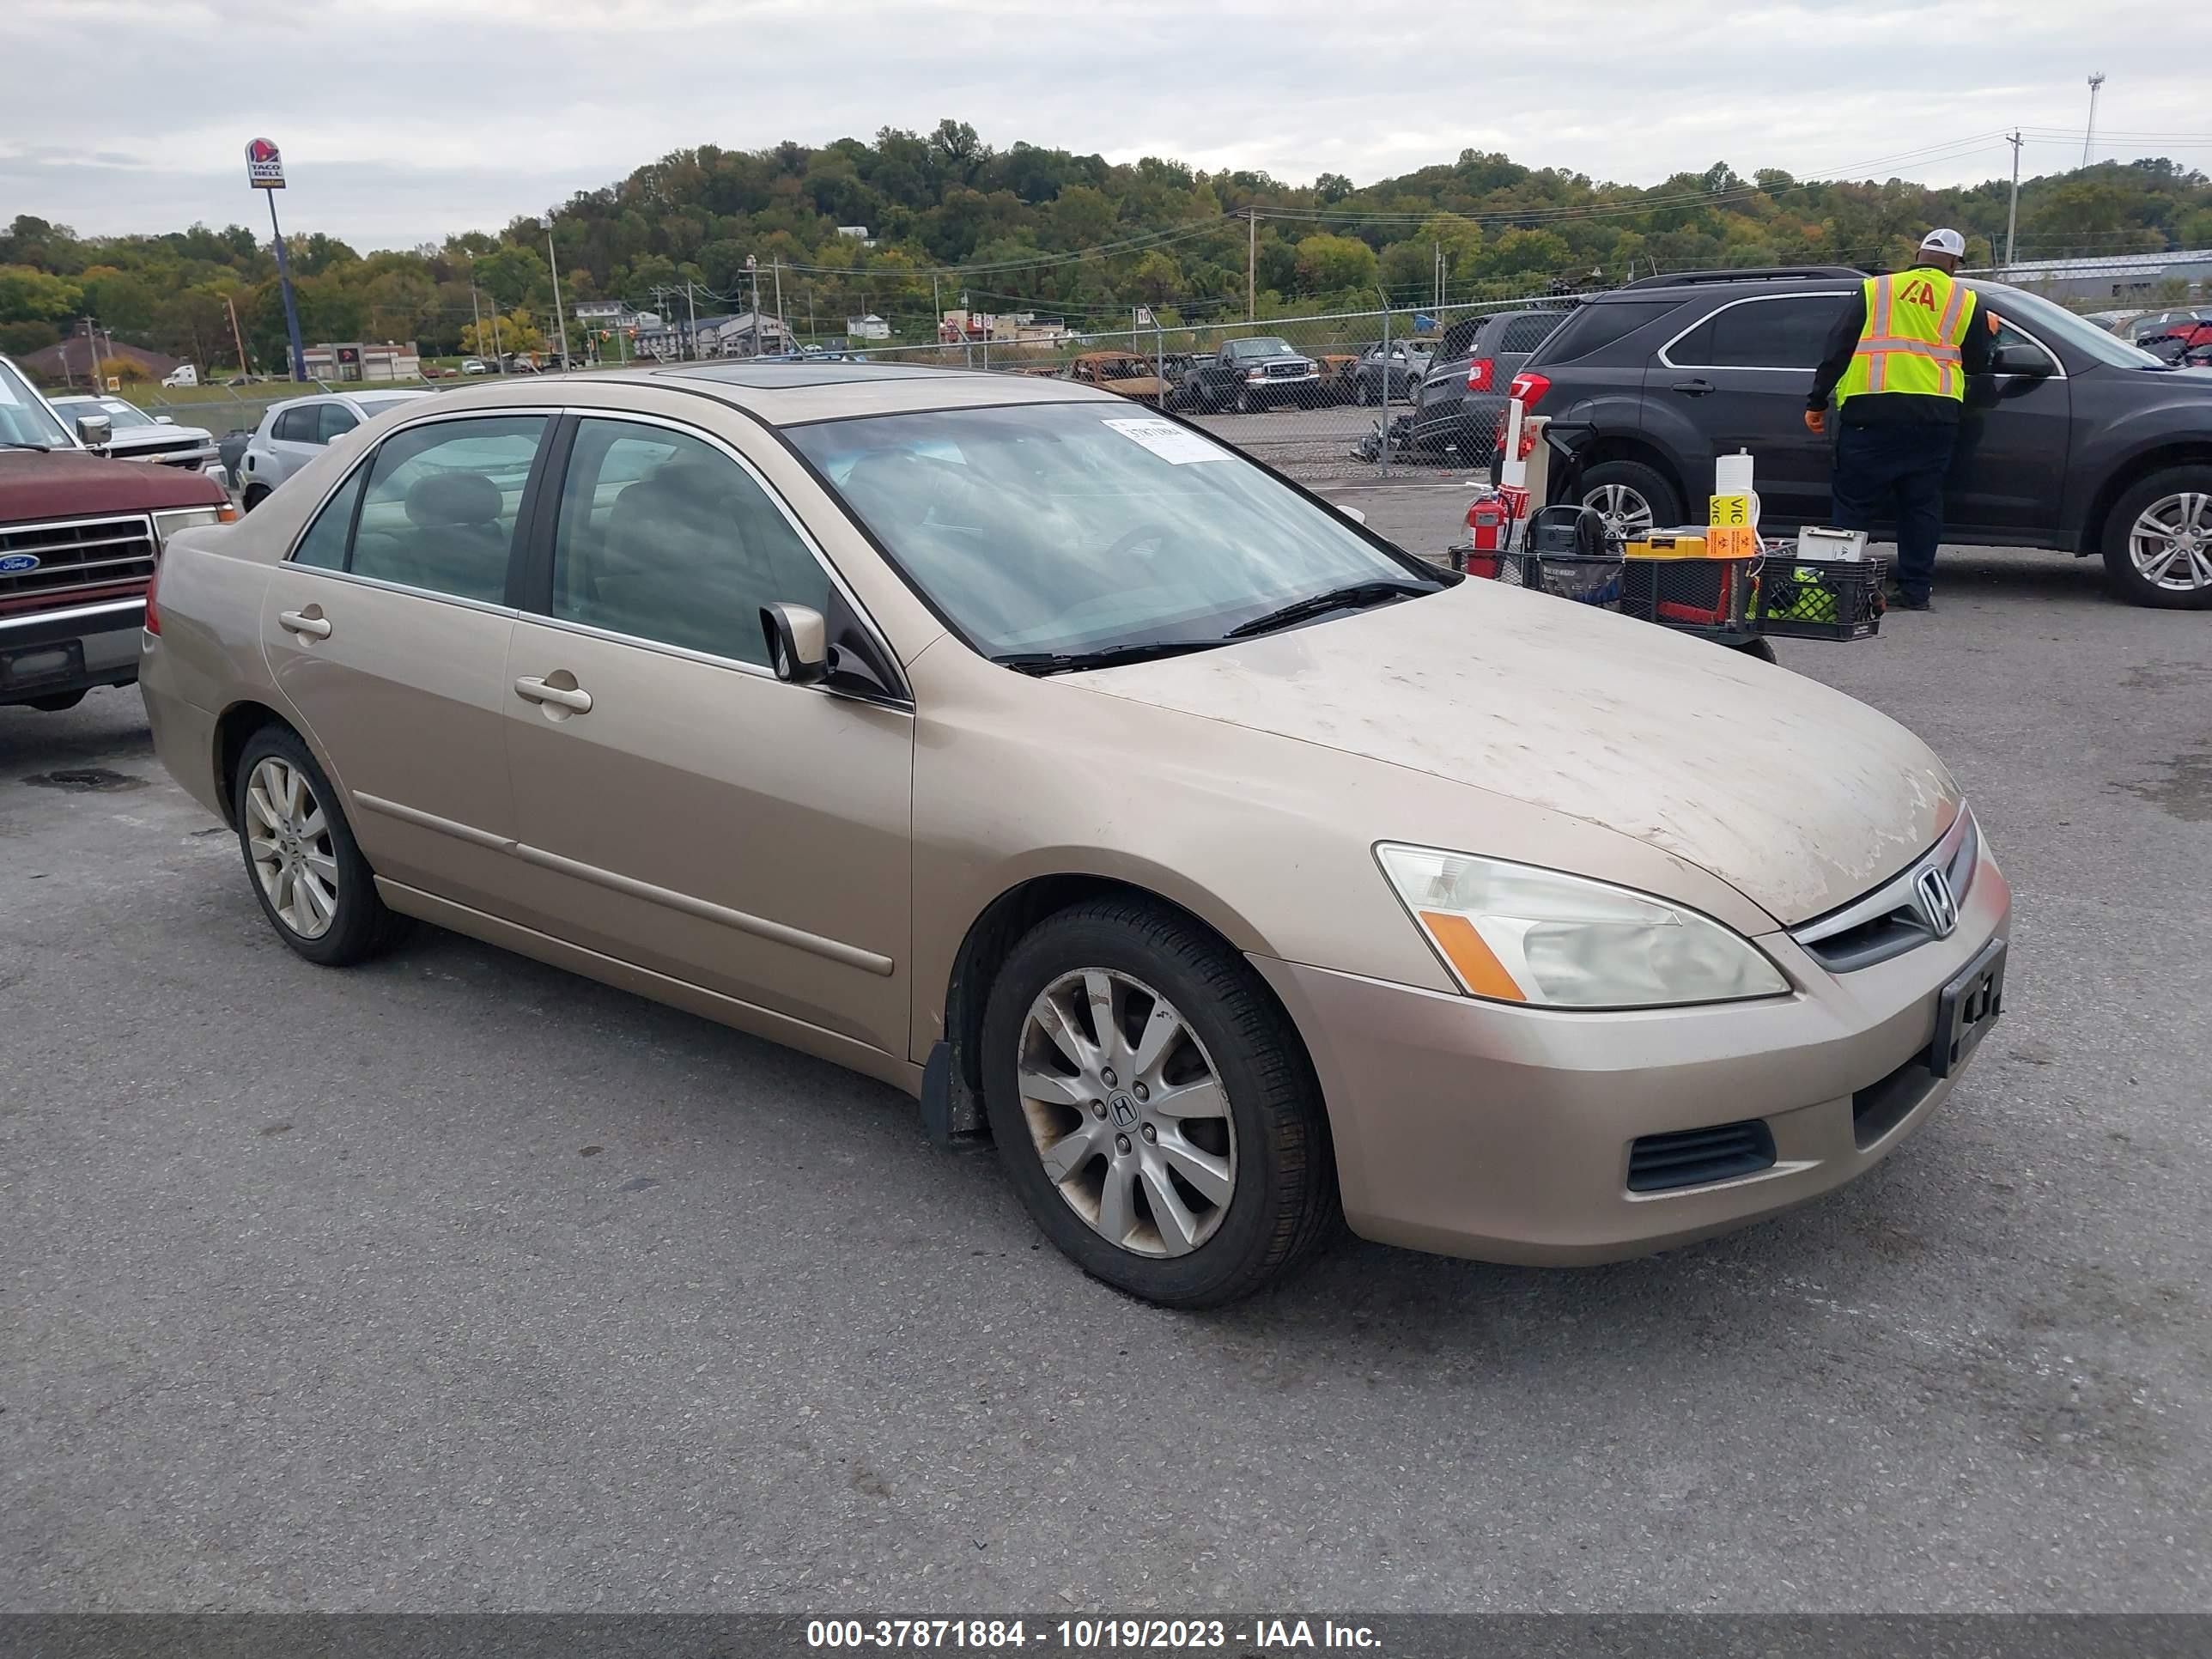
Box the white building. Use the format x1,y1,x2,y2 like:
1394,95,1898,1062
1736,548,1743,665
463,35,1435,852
846,313,890,341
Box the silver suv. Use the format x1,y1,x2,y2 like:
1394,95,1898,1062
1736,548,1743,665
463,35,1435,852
240,390,430,509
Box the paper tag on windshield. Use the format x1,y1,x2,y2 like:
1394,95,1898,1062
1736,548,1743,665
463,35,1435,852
1103,417,1228,465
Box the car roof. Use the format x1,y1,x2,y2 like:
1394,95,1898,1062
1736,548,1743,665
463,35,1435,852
352,362,1120,427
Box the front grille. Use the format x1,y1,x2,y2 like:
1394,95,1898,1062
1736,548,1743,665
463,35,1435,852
1796,813,1978,973
0,514,157,607
1264,361,1310,379
1627,1119,1777,1193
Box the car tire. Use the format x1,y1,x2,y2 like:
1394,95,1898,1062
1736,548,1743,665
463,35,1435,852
1354,378,1373,406
242,484,271,513
2100,465,2212,610
27,690,87,711
234,724,406,967
979,897,1339,1308
1235,387,1255,415
1734,637,1780,664
1577,459,1681,542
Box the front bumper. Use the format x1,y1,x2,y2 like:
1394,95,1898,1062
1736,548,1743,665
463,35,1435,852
0,596,145,705
1252,840,2012,1266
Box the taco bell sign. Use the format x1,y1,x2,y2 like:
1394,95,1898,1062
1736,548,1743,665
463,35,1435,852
245,137,285,189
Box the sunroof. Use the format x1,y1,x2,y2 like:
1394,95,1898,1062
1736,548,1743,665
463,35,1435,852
655,362,961,389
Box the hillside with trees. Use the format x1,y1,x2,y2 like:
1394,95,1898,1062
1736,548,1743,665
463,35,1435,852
5,119,2209,376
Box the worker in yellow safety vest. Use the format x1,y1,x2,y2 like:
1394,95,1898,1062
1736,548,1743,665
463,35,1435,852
1806,228,2001,611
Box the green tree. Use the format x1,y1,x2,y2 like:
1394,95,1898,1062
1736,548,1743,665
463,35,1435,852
0,263,82,325
1293,233,1378,295
472,244,548,307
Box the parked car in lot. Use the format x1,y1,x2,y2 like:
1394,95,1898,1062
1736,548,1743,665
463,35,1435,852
1063,351,1172,407
48,395,227,486
1178,337,1320,412
239,389,432,508
1409,307,1568,458
0,354,233,712
1348,340,1432,405
461,358,489,375
142,362,2008,1305
1518,266,2212,607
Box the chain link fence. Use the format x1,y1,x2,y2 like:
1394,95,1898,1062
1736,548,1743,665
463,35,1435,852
860,294,1585,486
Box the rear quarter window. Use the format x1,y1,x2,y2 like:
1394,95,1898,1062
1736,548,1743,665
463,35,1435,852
1528,301,1688,365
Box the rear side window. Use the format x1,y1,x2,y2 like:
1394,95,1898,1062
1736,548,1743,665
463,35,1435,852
347,416,547,602
1531,300,1686,364
290,467,365,570
1672,295,1853,369
272,406,317,443
1498,313,1565,354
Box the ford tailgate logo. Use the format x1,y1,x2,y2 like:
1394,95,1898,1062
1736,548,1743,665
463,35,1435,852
0,554,40,574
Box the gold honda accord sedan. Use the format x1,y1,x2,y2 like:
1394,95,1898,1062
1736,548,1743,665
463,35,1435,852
140,364,2008,1306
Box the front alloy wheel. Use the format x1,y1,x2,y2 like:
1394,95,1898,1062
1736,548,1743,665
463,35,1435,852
2127,490,2212,595
245,755,338,939
1018,968,1237,1258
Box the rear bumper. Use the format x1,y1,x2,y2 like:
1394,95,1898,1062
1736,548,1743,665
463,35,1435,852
0,597,143,704
1251,841,2012,1266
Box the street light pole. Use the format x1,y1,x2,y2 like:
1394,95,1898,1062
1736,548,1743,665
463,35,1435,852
2004,131,2023,273
544,216,571,369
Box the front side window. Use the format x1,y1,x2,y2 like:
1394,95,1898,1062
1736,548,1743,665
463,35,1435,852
789,402,1439,660
548,417,828,665
347,416,546,602
318,404,360,444
1673,295,1852,369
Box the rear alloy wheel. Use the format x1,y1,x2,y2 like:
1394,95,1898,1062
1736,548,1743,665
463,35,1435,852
234,725,405,965
981,899,1338,1307
2103,467,2212,609
1578,459,1681,544
242,484,270,513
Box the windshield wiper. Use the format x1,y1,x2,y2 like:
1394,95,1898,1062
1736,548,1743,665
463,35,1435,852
993,639,1228,677
1,441,54,453
1226,579,1438,639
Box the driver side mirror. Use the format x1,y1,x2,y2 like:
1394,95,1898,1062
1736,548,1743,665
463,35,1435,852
76,414,112,449
762,603,828,685
1991,343,2051,378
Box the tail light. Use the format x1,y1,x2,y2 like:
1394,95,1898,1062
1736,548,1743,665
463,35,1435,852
1466,356,1495,392
1508,370,1552,410
143,558,160,635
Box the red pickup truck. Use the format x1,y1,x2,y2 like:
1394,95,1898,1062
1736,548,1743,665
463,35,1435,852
1,354,234,712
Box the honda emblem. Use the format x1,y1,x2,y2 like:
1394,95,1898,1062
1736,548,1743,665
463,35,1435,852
1914,866,1959,939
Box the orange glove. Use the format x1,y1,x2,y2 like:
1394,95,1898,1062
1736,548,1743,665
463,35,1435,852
1803,408,1827,436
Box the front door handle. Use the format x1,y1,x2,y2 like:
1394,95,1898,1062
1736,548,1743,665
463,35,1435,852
514,675,592,713
277,608,331,639
1672,378,1716,397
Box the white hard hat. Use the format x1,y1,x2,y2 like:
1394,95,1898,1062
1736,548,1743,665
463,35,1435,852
1919,228,1966,258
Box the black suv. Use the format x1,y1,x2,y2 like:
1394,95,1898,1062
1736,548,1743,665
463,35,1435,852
1521,267,2212,608
1410,307,1571,459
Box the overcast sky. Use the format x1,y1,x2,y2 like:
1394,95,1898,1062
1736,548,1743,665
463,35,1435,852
9,0,2209,252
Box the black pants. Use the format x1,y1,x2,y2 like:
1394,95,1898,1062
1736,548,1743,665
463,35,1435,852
1829,422,1956,600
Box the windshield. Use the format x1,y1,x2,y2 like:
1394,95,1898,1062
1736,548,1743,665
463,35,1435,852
55,398,157,429
1225,337,1292,360
1972,283,2166,369
789,402,1439,659
0,359,74,447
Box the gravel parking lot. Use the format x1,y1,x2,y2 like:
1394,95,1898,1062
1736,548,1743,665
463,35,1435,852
3,530,2208,1613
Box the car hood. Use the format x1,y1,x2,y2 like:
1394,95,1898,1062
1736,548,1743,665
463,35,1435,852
1076,579,1956,926
106,425,217,449
0,447,228,518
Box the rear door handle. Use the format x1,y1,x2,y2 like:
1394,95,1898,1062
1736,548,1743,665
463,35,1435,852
514,675,592,713
1672,378,1716,397
277,609,331,639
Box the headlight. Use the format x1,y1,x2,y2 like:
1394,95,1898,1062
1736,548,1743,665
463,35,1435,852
1247,368,1268,382
1376,843,1789,1010
152,503,239,548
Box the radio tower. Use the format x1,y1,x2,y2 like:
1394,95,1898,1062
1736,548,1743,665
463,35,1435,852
2083,72,2106,168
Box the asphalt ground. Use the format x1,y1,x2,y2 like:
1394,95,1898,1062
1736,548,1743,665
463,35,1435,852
3,525,2208,1613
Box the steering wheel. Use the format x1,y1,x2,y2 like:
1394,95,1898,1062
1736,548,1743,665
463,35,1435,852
1103,522,1176,562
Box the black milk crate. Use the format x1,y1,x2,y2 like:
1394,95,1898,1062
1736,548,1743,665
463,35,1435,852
1752,554,1887,641
1490,551,1759,637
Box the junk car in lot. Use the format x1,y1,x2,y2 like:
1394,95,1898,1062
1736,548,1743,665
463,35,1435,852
1063,352,1173,407
141,362,2009,1306
1177,337,1322,413
49,395,228,487
0,354,234,713
1520,266,2212,608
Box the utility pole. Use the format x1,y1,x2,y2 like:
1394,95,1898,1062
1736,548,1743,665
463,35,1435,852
772,257,786,353
489,304,505,374
465,253,485,361
746,255,762,356
933,272,942,344
225,293,252,377
2004,131,2023,273
1246,209,1256,323
2083,73,2106,169
544,216,571,368
686,280,699,360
